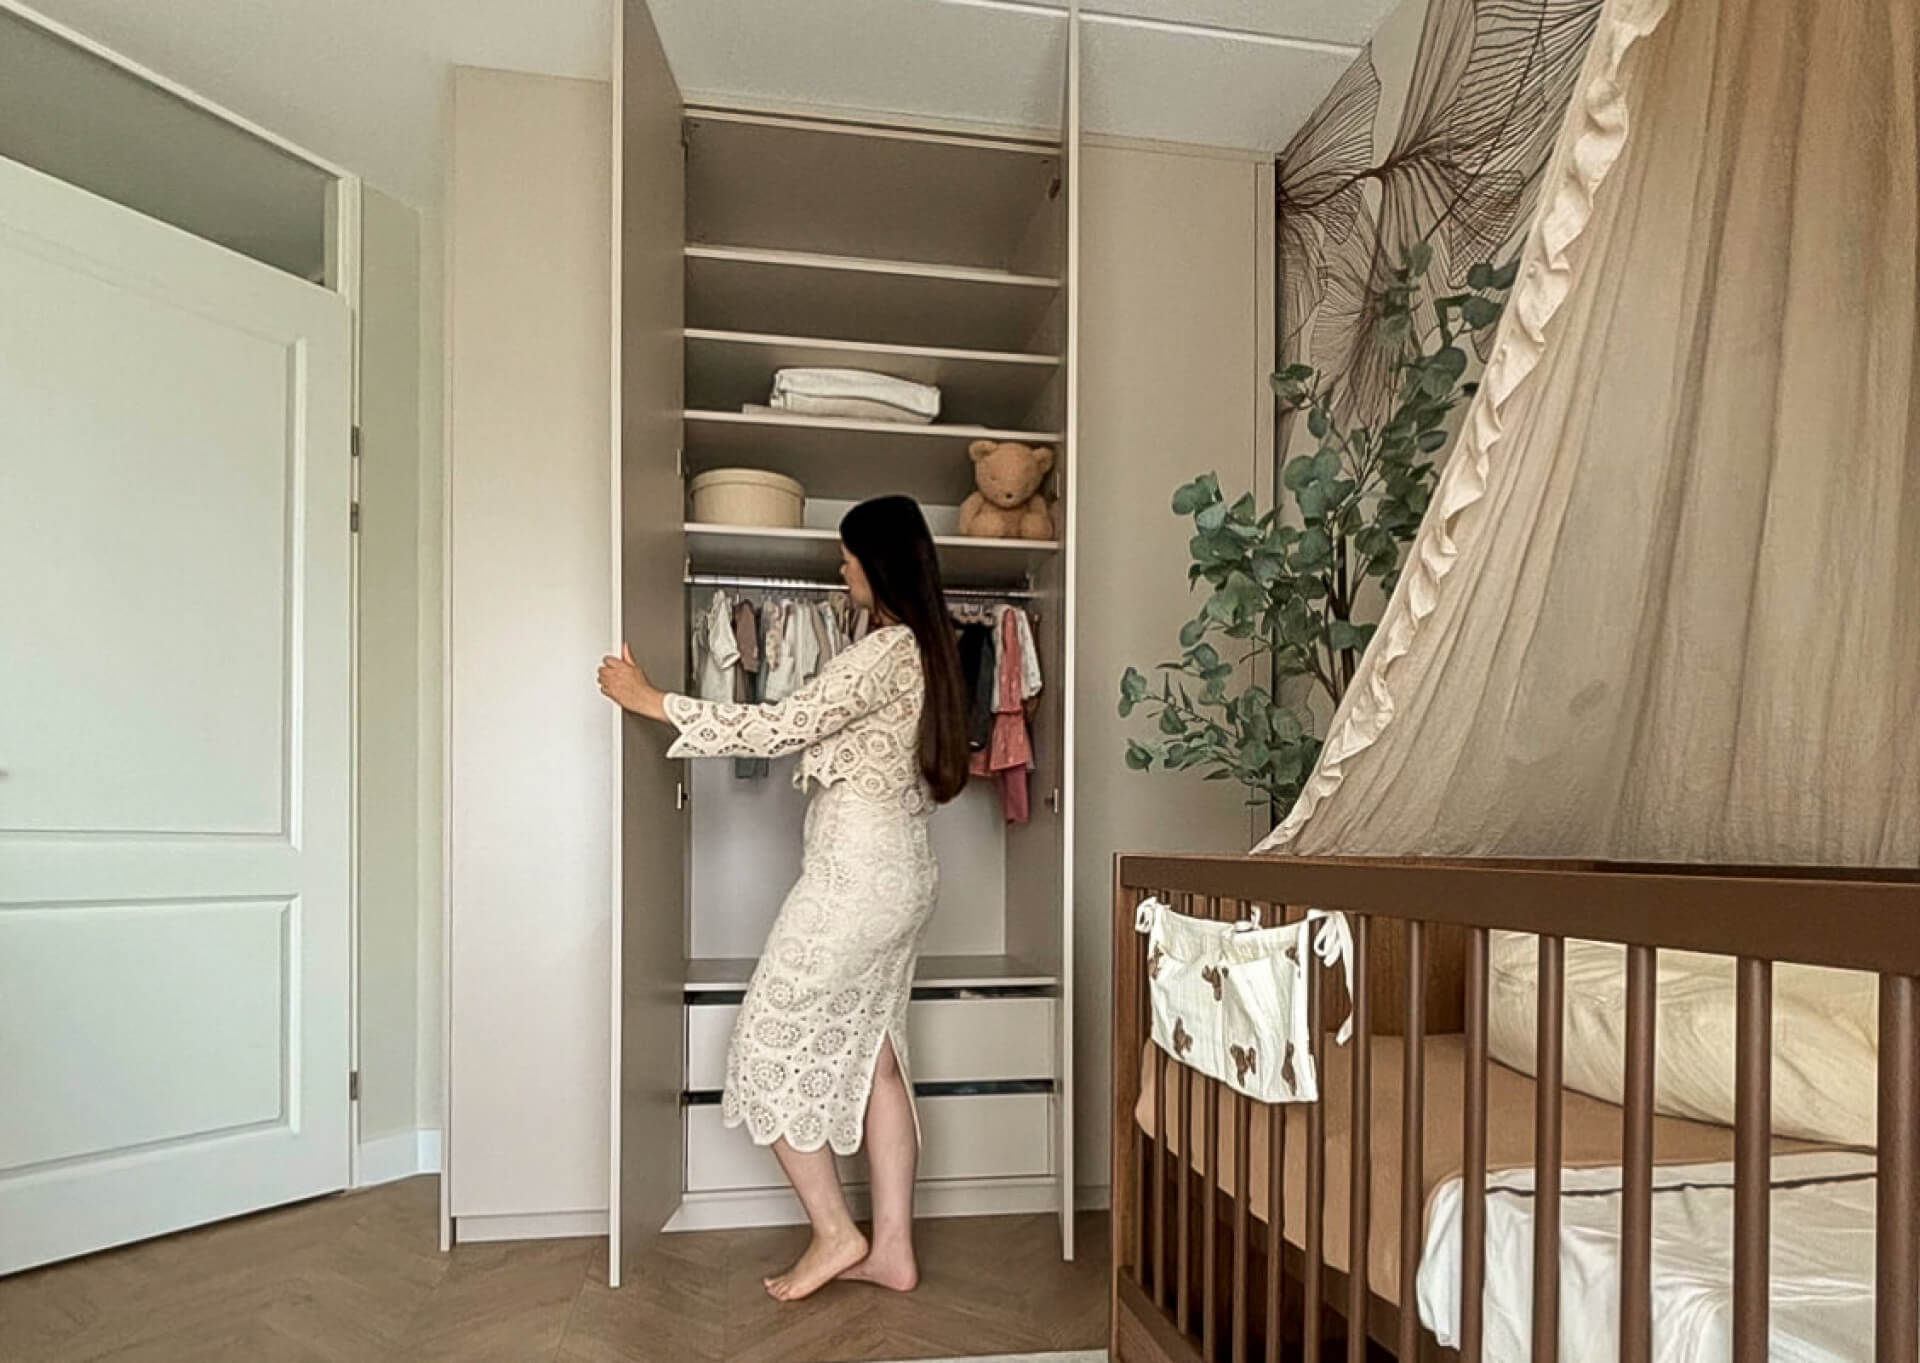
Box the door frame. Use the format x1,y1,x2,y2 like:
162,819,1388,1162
2,0,371,1192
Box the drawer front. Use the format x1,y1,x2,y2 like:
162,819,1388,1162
686,996,1054,1091
684,1092,1053,1192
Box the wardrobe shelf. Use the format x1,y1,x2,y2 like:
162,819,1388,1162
686,246,1059,353
683,409,1062,505
684,954,1060,994
684,329,1061,431
686,109,1062,272
685,522,1058,588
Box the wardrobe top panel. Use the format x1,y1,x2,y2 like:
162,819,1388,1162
685,111,1062,272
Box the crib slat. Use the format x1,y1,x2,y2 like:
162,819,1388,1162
1620,945,1657,1363
1135,888,1152,1287
1179,1046,1194,1334
1304,907,1327,1362
1875,973,1919,1363
1460,927,1489,1363
1397,921,1427,1363
1733,957,1772,1363
1203,900,1223,1362
1234,1089,1250,1363
1203,1067,1219,1359
1346,913,1373,1363
1155,1039,1169,1310
1266,920,1287,1363
1531,934,1565,1363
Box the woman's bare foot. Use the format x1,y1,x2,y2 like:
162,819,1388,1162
764,1225,869,1302
839,1237,919,1292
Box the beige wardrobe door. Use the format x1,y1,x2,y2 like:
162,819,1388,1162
609,0,687,1287
1055,0,1083,1262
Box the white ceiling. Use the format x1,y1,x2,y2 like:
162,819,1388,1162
18,0,1398,209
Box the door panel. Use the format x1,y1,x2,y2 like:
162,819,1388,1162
610,0,688,1286
1057,2,1083,1260
0,153,351,1274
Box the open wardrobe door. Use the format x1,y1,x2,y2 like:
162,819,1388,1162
608,0,687,1287
1055,0,1083,1262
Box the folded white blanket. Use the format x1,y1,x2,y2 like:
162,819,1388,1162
770,367,941,420
760,394,934,425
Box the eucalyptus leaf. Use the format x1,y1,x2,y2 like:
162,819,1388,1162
1119,251,1509,826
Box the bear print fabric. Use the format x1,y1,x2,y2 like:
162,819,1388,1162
1135,897,1354,1104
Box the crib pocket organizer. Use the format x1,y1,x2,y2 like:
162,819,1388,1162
1134,897,1354,1104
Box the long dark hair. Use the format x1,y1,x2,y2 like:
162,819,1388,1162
839,496,970,803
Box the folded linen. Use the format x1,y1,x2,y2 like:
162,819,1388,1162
763,393,934,424
770,367,941,421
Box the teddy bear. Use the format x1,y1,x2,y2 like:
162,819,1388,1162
957,440,1057,540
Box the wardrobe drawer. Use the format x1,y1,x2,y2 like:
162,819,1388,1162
684,1091,1053,1193
686,996,1055,1091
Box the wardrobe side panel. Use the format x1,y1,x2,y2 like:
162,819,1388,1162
446,69,613,1225
356,186,425,1149
1071,142,1270,1204
615,0,687,1272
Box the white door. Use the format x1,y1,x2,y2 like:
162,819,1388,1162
0,154,352,1274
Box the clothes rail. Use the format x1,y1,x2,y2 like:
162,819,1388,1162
685,571,1037,604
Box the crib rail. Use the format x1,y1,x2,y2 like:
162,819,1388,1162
1110,854,1920,1363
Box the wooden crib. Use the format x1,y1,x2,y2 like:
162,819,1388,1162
1109,855,1920,1363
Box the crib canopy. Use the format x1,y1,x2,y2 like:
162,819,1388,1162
1259,0,1920,867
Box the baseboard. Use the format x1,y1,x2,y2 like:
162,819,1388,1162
454,1209,609,1242
1076,1183,1112,1212
666,1175,1063,1233
354,1128,443,1187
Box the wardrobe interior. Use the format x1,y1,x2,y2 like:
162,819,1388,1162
611,4,1079,1269
444,0,1276,1286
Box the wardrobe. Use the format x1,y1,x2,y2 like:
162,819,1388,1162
444,0,1277,1282
609,1,1082,1274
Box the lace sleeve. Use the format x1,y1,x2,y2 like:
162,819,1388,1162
663,629,916,760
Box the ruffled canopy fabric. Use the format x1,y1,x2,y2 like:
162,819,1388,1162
1259,0,1919,867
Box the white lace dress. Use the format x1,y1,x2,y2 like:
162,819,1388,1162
663,624,936,1154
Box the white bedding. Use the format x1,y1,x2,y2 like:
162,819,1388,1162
1488,934,1880,1147
1416,1151,1884,1363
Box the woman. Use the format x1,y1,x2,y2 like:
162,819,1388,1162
597,495,970,1302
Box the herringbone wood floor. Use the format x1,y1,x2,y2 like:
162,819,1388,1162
0,1178,1109,1363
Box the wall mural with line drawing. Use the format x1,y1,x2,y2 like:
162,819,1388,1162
1276,0,1604,438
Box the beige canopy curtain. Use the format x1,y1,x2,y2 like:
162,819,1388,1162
1258,0,1920,866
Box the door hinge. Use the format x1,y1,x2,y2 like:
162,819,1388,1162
676,446,685,479
675,780,688,811
348,1070,360,1101
1048,788,1062,815
350,501,361,533
350,426,362,460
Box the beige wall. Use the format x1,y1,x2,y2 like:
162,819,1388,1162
1073,140,1273,1192
444,67,613,1225
355,186,426,1145
415,201,445,1135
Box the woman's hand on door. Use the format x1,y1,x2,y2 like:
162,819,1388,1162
598,644,667,720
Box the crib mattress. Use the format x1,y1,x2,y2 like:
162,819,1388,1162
1131,1034,1823,1310
1418,1148,1879,1363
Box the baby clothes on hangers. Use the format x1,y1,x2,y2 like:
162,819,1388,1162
1007,604,1042,702
761,600,796,702
733,599,768,779
971,607,1033,822
788,600,821,687
696,591,739,702
812,599,840,664
958,621,995,751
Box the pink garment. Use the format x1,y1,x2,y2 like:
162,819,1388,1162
969,609,1032,822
